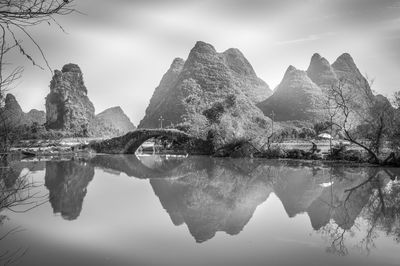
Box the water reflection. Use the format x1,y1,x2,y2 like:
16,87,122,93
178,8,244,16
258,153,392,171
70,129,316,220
318,169,400,255
150,159,272,242
0,159,46,265
87,155,400,252
90,154,188,179
2,155,400,260
45,160,94,220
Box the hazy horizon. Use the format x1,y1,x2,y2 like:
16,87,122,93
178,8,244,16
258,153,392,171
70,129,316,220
7,0,400,125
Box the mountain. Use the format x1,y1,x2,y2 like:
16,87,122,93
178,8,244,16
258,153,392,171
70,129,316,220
139,41,271,128
44,63,133,137
139,41,272,146
257,53,379,123
95,106,136,135
0,93,46,127
306,53,337,88
138,58,185,129
45,63,95,134
26,109,46,125
222,48,271,103
257,65,324,121
1,94,26,126
331,53,375,109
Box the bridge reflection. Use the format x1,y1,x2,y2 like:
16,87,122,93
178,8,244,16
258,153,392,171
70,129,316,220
89,154,189,179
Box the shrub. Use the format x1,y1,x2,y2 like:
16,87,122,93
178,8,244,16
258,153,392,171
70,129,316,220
262,145,286,158
327,142,349,160
203,102,225,124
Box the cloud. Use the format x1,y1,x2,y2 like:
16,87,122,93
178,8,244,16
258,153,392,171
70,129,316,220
275,35,320,45
275,32,336,46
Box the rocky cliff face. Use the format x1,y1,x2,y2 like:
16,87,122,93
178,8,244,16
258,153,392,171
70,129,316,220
95,106,136,135
258,53,380,123
139,41,272,146
45,64,95,134
0,93,46,127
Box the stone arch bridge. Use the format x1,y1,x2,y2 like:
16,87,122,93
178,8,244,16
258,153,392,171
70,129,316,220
90,129,195,154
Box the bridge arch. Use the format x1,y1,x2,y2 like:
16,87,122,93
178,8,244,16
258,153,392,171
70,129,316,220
122,129,192,153
90,129,192,154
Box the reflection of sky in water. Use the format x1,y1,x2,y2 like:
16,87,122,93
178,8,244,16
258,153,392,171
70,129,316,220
1,156,400,266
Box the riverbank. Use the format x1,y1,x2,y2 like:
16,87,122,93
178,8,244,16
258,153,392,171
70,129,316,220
9,137,102,156
5,137,399,166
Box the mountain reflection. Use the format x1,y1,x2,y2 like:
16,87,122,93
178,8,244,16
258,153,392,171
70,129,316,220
9,154,399,254
148,158,345,242
150,158,272,242
45,160,94,220
87,155,400,247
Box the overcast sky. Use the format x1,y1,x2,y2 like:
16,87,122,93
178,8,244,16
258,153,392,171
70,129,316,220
9,0,400,125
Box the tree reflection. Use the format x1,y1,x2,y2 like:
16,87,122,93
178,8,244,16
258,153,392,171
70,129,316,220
317,168,400,255
0,159,47,265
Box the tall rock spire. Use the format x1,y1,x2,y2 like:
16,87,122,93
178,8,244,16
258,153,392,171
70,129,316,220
45,63,95,132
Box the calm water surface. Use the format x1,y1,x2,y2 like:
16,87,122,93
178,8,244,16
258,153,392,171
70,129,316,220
1,155,400,266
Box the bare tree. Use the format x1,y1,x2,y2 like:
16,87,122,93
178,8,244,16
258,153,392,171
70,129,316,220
322,89,340,155
0,0,76,152
0,0,76,73
326,77,395,164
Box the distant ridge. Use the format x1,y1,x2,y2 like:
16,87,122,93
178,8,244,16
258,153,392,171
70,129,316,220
95,106,136,135
1,93,45,127
257,52,381,123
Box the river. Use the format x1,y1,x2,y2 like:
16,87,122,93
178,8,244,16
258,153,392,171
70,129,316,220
0,155,399,266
